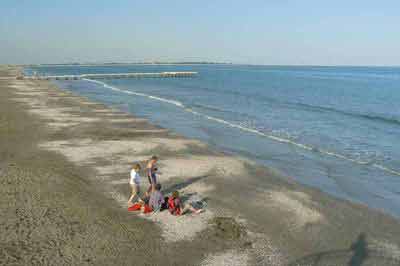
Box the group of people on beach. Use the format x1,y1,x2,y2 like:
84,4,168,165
127,155,203,215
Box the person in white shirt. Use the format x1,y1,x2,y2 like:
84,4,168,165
128,163,142,205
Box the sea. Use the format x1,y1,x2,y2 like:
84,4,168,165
25,64,400,218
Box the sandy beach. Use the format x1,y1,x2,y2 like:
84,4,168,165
1,65,400,265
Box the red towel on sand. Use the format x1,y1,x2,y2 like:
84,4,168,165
143,204,153,214
128,203,142,211
127,203,153,213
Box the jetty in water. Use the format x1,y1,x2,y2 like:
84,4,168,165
18,71,198,80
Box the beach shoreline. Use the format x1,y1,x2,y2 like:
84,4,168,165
2,65,400,265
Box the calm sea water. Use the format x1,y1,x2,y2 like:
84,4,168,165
26,65,400,217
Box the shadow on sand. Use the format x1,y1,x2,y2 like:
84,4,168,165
289,233,400,266
162,175,210,204
163,175,209,195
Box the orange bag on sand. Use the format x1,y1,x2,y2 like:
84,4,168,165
128,203,142,211
143,204,153,214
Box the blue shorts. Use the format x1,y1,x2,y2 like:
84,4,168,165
148,173,157,184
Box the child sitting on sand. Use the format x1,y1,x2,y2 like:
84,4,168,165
168,191,203,216
128,183,168,214
148,183,168,212
128,163,141,205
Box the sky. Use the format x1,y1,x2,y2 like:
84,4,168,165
1,0,399,65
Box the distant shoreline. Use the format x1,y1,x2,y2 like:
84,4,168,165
15,63,400,69
21,62,233,67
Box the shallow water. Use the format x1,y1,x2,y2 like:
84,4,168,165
26,64,400,217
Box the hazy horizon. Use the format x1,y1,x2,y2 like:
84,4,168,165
1,0,400,66
10,63,400,68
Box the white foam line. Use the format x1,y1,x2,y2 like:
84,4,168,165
83,78,400,177
373,164,400,176
82,78,105,85
185,108,314,151
83,78,184,107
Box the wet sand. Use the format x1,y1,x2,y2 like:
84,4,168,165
1,65,400,265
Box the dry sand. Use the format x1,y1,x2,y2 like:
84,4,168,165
265,190,324,230
201,250,250,266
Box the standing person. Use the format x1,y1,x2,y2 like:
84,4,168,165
146,155,159,195
128,163,141,206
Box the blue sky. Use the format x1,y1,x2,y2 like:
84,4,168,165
1,0,399,65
